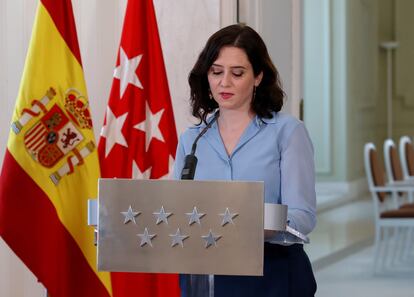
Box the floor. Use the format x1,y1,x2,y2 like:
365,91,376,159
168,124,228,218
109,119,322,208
307,195,414,297
315,245,414,297
305,195,375,264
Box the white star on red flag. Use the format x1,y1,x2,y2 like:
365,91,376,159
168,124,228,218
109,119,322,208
100,107,128,157
133,102,165,152
97,0,179,292
113,47,143,99
132,160,151,179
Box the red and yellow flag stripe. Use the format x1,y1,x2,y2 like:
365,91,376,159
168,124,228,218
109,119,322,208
0,1,111,295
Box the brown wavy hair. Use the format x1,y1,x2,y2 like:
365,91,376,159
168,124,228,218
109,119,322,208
188,24,285,124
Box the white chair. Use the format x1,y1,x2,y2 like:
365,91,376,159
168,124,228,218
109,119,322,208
399,136,414,181
383,139,414,204
364,143,414,273
397,136,414,259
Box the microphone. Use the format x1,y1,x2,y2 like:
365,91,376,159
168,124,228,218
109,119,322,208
180,112,219,180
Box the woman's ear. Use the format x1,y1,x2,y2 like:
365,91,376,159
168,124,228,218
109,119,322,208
255,71,263,87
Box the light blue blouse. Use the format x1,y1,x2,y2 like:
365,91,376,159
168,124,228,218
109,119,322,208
173,111,316,244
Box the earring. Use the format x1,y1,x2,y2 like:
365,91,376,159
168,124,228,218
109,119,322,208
209,90,213,100
253,86,256,101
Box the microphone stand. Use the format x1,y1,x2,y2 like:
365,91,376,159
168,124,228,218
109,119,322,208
180,112,218,180
180,113,218,297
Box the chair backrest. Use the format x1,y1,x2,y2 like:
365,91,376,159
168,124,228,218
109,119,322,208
384,139,403,183
364,143,386,202
399,136,414,179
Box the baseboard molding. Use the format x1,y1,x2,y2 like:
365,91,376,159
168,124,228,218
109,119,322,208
312,237,374,271
316,177,369,213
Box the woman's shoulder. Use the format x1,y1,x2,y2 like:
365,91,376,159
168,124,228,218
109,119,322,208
262,112,310,146
179,126,199,140
263,111,303,131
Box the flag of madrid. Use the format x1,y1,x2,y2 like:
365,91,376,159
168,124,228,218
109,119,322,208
98,0,180,296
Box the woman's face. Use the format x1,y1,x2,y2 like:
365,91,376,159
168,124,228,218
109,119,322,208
207,46,262,113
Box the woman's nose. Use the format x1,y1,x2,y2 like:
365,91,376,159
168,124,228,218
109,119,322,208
220,71,231,87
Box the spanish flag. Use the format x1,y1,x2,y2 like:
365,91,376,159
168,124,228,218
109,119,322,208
0,1,111,296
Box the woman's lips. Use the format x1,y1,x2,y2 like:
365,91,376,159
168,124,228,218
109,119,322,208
220,92,234,99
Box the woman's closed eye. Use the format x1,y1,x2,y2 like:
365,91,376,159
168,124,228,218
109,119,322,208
232,71,243,77
210,71,243,77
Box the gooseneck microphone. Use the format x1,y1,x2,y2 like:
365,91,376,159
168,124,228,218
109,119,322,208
180,112,219,180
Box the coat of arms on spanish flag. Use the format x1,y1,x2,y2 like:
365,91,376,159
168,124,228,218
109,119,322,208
0,0,111,296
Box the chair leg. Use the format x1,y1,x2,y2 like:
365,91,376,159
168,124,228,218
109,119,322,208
397,227,408,263
383,227,392,271
373,225,383,274
403,227,414,260
392,227,405,266
391,227,398,266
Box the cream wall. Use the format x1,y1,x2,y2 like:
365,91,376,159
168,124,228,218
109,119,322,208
239,0,303,119
346,0,387,181
0,1,221,295
303,0,406,202
305,0,413,183
345,0,414,181
394,0,414,139
262,0,302,118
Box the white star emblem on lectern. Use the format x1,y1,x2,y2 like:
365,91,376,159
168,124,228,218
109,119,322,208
186,207,205,225
137,227,156,247
169,228,189,247
219,208,238,226
153,206,172,225
201,230,222,248
120,205,140,224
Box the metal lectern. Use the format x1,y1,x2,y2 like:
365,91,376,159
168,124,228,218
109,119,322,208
88,178,307,296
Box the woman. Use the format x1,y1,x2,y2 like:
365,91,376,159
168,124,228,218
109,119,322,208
173,24,317,297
